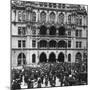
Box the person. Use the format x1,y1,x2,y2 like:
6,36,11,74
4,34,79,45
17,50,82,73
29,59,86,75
27,79,33,88
37,78,42,88
45,75,48,87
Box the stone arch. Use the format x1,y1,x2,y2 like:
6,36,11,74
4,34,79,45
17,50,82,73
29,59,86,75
49,26,56,35
75,52,82,63
58,52,64,62
39,52,47,63
17,53,26,66
40,25,47,35
49,52,56,62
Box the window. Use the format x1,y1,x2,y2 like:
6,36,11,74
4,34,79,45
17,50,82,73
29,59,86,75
76,16,82,26
68,54,71,62
22,11,26,21
76,41,82,48
22,27,26,35
49,3,52,8
68,40,71,48
79,42,82,48
32,12,36,22
68,31,71,36
49,12,55,23
18,27,22,35
76,30,82,37
39,2,43,7
53,3,56,8
58,13,64,24
68,15,71,24
18,40,26,48
78,16,82,26
17,53,26,66
76,42,78,48
44,3,47,7
32,30,36,35
62,4,65,8
22,40,26,47
18,11,22,22
18,40,21,48
32,54,36,63
58,4,61,8
32,26,36,35
40,11,46,23
32,40,36,47
18,27,26,36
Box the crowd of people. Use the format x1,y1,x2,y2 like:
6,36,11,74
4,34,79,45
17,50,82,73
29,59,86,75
11,62,87,90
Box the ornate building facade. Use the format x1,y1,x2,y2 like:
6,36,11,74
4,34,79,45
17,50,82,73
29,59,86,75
11,0,88,67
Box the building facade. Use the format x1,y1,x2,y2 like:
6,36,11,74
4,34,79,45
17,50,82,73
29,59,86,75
11,0,88,67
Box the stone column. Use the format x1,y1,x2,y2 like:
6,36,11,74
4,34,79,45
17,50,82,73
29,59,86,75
46,10,49,23
37,9,40,22
55,11,58,24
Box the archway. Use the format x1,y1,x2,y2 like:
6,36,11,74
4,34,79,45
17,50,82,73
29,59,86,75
75,52,82,63
58,26,65,36
58,40,67,48
49,40,57,48
39,40,47,48
49,52,56,62
49,26,56,35
58,52,64,62
39,52,47,63
40,25,47,35
17,53,26,66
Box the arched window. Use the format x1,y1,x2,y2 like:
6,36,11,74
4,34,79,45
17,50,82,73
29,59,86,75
58,40,67,48
49,26,56,35
58,52,64,62
40,11,46,22
32,11,36,22
68,54,71,62
40,25,47,35
49,52,56,62
49,12,55,23
75,52,82,63
17,53,26,66
49,40,57,48
39,40,47,48
32,54,36,63
58,26,65,36
40,52,47,62
58,13,64,24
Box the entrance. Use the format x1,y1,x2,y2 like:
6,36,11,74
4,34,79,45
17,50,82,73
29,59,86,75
58,52,64,62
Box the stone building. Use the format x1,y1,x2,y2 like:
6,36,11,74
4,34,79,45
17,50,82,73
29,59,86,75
11,0,88,67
